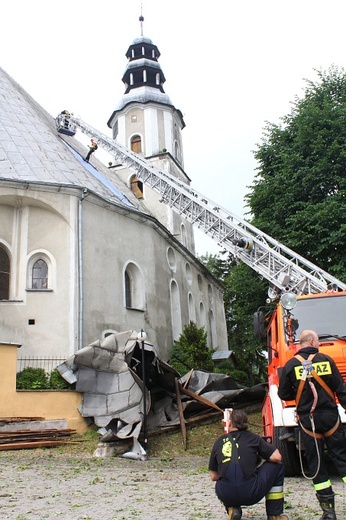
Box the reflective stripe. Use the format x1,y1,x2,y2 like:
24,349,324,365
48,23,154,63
268,486,283,493
314,480,332,491
342,476,346,483
266,492,284,500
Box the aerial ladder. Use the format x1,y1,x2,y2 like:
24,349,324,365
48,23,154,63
57,112,346,476
56,112,346,298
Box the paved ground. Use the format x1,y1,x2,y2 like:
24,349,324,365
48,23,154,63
0,451,345,520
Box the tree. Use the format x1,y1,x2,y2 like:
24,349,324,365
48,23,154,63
199,253,268,385
246,66,346,282
169,322,214,376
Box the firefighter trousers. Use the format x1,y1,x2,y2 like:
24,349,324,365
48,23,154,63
299,411,346,493
215,461,285,516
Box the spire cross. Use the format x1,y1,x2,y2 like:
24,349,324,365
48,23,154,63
139,3,144,37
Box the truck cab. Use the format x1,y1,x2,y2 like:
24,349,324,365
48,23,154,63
259,290,346,476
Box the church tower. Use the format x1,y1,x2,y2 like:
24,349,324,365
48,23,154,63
107,15,195,253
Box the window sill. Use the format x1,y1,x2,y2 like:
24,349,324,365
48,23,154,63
26,289,53,292
125,306,145,312
0,299,24,303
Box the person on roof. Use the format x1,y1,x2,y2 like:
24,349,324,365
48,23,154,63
84,139,98,162
209,409,288,520
278,329,346,520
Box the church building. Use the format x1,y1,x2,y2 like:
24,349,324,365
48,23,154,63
0,22,228,364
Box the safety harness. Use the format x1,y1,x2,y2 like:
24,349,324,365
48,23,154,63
295,353,340,480
295,354,340,439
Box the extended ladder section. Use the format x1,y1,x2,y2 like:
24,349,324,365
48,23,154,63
56,113,346,297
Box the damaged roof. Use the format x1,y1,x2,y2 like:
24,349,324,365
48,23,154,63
0,66,147,211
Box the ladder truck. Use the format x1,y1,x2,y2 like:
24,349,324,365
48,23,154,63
56,112,346,475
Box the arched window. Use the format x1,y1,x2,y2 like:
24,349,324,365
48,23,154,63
27,251,55,291
181,224,187,247
130,175,144,199
0,245,10,300
124,262,144,310
209,309,217,349
188,293,196,323
199,302,206,328
131,135,142,153
32,259,48,289
170,280,182,341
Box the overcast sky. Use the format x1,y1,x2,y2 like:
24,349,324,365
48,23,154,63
2,0,346,254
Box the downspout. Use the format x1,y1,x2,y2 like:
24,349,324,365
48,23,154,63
78,188,87,350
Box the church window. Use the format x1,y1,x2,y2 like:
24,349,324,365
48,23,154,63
181,224,187,247
32,259,48,289
0,245,10,300
124,262,144,310
130,175,144,199
209,309,217,349
188,293,196,323
131,135,142,153
170,280,182,341
27,251,54,292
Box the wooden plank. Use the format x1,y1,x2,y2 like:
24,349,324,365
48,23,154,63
0,417,44,424
174,377,187,450
179,385,224,412
183,369,194,389
0,440,77,450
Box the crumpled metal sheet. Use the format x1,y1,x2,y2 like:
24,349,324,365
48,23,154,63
58,331,266,459
58,331,153,435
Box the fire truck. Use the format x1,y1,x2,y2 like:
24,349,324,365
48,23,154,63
56,113,346,476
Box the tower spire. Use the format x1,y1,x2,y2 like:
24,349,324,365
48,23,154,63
139,3,144,37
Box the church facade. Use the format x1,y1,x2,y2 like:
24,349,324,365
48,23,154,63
0,30,228,363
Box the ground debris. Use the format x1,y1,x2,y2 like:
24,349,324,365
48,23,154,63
0,420,77,450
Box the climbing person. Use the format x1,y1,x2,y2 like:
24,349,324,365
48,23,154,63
209,409,288,520
278,329,346,520
84,139,98,162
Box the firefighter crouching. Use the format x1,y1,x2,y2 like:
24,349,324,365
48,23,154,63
278,329,346,520
209,408,288,520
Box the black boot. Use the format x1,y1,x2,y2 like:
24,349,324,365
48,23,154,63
316,493,337,520
227,506,242,520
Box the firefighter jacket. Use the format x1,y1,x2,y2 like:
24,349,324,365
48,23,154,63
278,346,346,416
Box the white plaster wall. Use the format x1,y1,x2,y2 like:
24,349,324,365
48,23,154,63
0,187,78,358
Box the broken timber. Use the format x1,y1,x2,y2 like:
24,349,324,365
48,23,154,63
0,423,78,451
174,377,187,450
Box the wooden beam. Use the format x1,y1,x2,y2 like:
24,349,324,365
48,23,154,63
175,377,187,450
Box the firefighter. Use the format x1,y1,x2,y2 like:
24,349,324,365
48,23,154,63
209,409,288,520
278,329,346,520
84,139,98,162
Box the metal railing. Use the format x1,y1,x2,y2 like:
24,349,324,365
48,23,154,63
17,357,66,375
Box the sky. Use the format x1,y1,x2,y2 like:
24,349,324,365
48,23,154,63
2,0,346,255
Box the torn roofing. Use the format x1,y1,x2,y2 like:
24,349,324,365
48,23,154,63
0,66,139,209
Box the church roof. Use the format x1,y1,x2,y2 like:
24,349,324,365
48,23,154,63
0,66,140,208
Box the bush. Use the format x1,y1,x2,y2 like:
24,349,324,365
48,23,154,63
48,369,73,389
16,367,49,389
16,367,73,390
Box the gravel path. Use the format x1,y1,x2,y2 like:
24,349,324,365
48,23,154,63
0,451,345,519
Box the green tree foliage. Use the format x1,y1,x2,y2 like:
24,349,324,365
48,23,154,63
247,65,346,282
169,322,214,376
199,253,268,385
